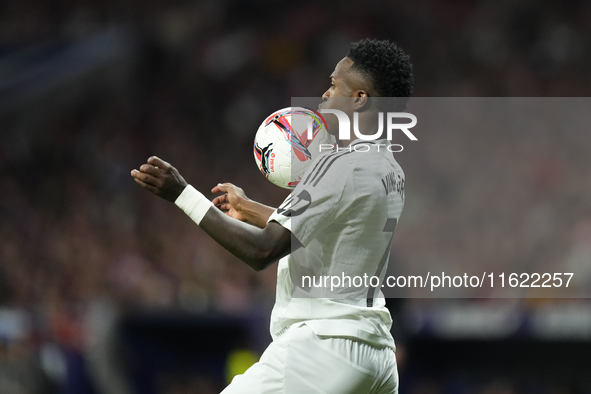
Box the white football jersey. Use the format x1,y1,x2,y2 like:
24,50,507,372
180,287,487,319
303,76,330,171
267,139,405,349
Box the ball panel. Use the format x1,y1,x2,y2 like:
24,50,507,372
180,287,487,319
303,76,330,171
253,107,336,189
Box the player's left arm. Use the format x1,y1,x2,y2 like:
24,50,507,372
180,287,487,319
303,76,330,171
211,183,276,228
131,156,295,271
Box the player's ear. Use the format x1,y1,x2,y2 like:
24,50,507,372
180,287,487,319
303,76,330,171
352,91,371,111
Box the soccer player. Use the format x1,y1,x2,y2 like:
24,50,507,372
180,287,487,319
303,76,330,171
131,38,413,393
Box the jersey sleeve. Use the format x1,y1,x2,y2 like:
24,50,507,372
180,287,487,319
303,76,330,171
267,151,354,247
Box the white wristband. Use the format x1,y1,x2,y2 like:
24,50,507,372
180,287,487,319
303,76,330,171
174,185,214,225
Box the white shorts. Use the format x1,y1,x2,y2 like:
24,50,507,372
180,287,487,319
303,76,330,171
221,324,399,394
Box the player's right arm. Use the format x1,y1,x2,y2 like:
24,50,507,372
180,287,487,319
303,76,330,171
211,183,275,229
131,156,294,271
198,204,291,271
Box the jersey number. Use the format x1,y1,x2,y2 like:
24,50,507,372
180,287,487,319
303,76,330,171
367,218,397,307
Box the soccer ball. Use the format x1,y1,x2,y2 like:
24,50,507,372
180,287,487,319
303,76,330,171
253,107,335,189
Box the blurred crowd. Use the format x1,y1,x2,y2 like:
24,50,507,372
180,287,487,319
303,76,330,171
392,97,591,299
2,0,591,392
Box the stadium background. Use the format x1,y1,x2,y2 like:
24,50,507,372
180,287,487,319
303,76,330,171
1,0,591,393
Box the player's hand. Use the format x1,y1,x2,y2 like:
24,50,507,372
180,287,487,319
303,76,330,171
211,183,249,222
131,156,188,202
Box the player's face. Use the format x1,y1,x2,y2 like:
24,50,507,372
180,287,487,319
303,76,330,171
319,57,367,136
321,57,355,99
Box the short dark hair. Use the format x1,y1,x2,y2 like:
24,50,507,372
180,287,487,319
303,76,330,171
347,38,414,110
